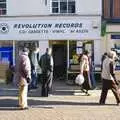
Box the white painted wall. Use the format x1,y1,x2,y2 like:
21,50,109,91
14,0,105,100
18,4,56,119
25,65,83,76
7,0,101,16
76,0,102,15
38,40,49,57
94,39,102,65
7,0,49,16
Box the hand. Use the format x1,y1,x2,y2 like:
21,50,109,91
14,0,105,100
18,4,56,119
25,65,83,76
116,81,119,86
26,77,31,84
115,80,119,85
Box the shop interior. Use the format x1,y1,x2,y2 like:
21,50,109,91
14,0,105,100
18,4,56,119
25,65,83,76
50,40,94,81
112,41,120,70
49,40,67,81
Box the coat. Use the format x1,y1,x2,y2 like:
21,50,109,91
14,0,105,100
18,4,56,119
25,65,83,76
14,52,31,86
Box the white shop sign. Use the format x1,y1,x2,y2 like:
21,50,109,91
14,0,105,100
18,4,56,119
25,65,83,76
0,19,100,40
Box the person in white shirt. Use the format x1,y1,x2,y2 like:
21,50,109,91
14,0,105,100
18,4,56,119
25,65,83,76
99,50,120,105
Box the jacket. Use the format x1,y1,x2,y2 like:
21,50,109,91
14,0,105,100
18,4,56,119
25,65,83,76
39,53,53,72
101,56,116,81
80,54,89,73
14,52,31,86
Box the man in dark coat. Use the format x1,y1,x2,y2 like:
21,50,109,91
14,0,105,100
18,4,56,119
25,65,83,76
39,48,53,97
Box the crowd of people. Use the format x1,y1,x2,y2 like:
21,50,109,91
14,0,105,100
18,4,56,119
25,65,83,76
12,46,53,110
7,44,120,110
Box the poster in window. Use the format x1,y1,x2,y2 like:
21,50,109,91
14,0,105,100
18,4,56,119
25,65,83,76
77,41,83,47
76,47,82,54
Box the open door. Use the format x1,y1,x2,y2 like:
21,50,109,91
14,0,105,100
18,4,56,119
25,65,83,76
51,41,67,81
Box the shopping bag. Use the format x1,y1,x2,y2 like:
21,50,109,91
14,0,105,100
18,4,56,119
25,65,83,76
75,74,84,85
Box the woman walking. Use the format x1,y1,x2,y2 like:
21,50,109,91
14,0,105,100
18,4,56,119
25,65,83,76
80,50,92,95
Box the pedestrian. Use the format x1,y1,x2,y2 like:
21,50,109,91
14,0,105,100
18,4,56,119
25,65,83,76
38,48,54,97
28,44,39,90
79,50,92,95
6,61,14,84
101,52,107,70
14,47,31,110
99,50,120,105
89,56,96,89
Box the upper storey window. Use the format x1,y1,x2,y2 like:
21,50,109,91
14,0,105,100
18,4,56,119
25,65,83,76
0,0,6,15
103,0,120,19
52,0,76,14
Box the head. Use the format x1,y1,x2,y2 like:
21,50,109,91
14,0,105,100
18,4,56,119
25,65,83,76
46,48,52,55
83,50,89,56
22,47,29,54
107,50,117,60
33,43,38,51
104,52,107,56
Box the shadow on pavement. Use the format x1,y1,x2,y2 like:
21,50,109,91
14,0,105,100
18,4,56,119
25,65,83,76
0,98,117,111
0,81,102,97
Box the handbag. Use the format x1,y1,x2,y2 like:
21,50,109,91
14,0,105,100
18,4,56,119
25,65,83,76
75,74,85,85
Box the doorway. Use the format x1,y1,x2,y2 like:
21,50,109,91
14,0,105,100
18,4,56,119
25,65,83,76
50,40,67,81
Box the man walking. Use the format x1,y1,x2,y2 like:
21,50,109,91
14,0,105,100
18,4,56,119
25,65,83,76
39,48,53,97
99,50,120,105
15,47,31,109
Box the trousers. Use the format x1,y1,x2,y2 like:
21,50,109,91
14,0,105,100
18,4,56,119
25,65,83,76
18,85,28,108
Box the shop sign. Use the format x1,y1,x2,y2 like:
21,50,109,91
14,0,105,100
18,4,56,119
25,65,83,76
111,35,120,39
0,19,100,40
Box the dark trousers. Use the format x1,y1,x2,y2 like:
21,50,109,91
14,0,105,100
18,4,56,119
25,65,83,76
41,71,52,97
41,72,48,97
99,79,120,104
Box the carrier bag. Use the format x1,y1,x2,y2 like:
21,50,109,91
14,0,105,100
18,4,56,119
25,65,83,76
75,74,85,85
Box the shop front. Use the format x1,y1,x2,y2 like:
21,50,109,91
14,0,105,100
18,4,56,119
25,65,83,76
0,16,101,81
105,24,120,70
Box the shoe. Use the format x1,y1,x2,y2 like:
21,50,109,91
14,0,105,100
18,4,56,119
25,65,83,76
85,91,90,96
86,93,91,96
20,107,29,110
49,94,53,96
99,102,105,105
81,89,86,93
117,102,120,106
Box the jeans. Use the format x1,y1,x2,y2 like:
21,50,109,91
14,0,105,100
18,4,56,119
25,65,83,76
29,70,37,89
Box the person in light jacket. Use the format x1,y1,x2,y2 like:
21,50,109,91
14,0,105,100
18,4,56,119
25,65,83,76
80,50,92,95
14,47,31,110
99,50,120,105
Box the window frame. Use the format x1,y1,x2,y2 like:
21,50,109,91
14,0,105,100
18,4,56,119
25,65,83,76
103,0,120,20
51,0,76,14
0,0,6,16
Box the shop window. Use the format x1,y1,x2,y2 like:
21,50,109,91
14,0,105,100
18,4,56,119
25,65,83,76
68,40,94,71
69,41,82,71
0,0,6,15
51,0,75,14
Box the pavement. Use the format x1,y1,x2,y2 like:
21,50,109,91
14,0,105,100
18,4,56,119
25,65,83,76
0,80,120,120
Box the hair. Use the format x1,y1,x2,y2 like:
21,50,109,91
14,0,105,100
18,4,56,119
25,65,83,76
22,47,29,53
46,48,52,55
83,50,89,55
46,48,49,53
104,52,107,56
